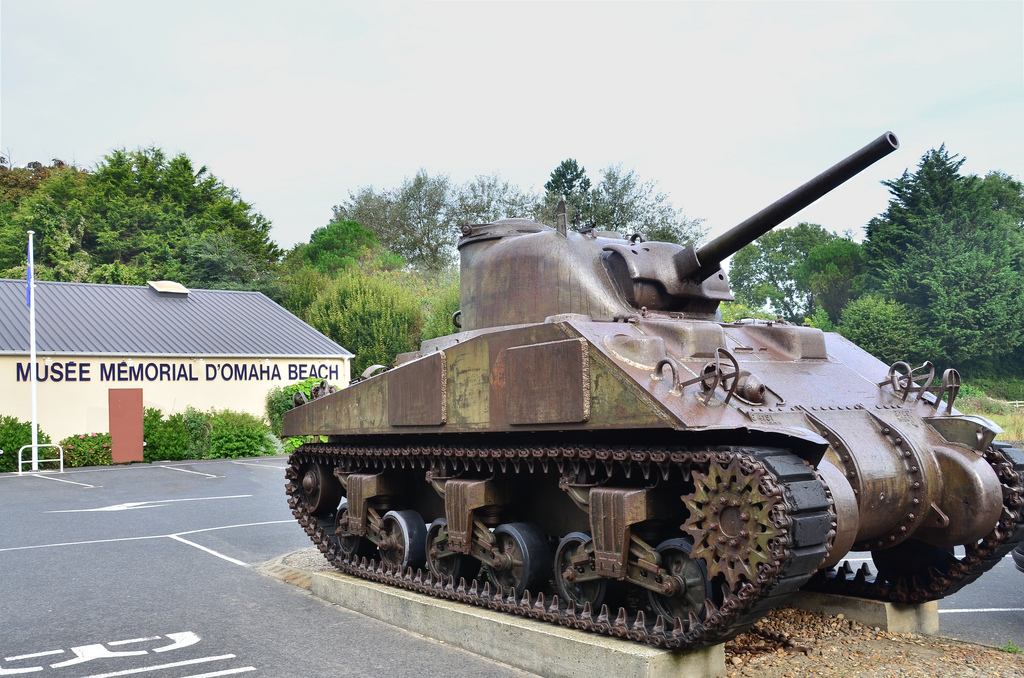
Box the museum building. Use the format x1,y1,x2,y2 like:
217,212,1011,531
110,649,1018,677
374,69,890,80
0,278,352,442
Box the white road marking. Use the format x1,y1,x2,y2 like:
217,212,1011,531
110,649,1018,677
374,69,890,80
24,474,96,488
0,520,292,556
228,461,286,470
51,644,146,668
940,607,1024,613
47,495,252,513
168,536,249,567
4,650,63,661
178,669,255,678
153,632,201,653
77,654,236,678
108,637,161,646
0,664,42,675
158,466,218,478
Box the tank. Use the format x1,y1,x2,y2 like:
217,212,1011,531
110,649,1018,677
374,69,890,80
283,132,1024,651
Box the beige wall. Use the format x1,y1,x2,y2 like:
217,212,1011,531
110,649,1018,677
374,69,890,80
0,354,350,443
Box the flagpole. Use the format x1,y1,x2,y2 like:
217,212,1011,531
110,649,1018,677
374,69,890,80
27,230,38,473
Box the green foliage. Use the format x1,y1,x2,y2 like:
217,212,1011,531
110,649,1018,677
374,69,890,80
862,147,1024,369
208,409,273,459
420,275,461,342
143,408,190,462
544,159,592,226
718,301,776,323
588,164,706,245
998,640,1021,654
334,170,456,272
795,238,864,323
183,407,212,460
265,376,327,438
59,432,113,468
728,223,838,322
0,148,281,288
0,416,52,473
305,219,381,274
306,268,423,375
805,307,837,332
839,294,925,365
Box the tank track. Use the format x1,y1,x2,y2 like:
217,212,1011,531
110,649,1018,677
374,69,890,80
804,443,1024,604
286,443,834,651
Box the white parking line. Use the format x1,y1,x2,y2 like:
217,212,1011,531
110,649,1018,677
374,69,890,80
228,461,286,470
24,473,96,488
940,607,1024,614
169,536,249,567
0,520,293,565
47,495,252,513
159,466,218,479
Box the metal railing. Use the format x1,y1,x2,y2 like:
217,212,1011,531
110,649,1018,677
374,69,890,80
17,444,65,474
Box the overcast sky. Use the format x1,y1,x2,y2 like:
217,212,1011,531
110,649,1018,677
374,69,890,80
2,1,1021,251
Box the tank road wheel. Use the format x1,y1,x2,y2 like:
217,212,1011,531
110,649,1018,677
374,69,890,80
486,523,552,598
554,532,607,609
871,539,955,599
336,498,374,561
378,510,428,572
647,539,712,622
425,518,480,582
682,455,783,590
297,462,342,517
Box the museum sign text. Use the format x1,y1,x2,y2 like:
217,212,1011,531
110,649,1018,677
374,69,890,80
15,360,339,383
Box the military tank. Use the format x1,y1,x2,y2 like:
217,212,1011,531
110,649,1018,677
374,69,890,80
284,132,1024,651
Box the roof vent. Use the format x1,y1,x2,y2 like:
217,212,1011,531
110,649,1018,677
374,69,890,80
147,280,190,297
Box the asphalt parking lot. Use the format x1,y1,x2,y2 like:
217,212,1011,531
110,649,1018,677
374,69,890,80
2,457,1023,678
0,458,531,678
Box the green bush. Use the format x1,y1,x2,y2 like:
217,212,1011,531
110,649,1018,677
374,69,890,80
421,276,461,341
208,409,273,459
306,268,423,376
839,295,926,365
183,407,211,459
265,376,326,438
59,431,113,468
0,416,52,473
143,408,190,462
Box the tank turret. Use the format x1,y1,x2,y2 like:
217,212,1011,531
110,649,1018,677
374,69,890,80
458,132,899,329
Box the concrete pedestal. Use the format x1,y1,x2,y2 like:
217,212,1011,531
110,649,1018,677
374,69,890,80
789,591,939,635
260,556,725,678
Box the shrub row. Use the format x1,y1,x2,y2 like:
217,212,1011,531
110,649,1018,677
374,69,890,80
1,407,279,471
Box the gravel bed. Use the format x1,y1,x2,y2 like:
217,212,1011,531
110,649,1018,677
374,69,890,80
725,606,1024,677
279,548,1024,676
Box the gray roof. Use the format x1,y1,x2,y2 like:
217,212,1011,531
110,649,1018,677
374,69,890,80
0,279,352,358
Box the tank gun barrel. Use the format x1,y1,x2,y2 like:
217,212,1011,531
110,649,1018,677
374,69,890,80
682,131,899,281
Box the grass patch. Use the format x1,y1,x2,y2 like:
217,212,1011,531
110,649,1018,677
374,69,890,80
999,640,1021,654
956,395,1024,443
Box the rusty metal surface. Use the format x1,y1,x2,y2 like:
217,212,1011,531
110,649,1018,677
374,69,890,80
388,352,446,426
505,338,590,425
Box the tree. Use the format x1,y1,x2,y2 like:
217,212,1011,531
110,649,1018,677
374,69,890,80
304,218,381,274
543,159,592,226
0,148,282,286
589,164,706,245
451,174,539,226
862,147,1024,369
333,170,455,272
728,223,838,321
795,238,864,323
